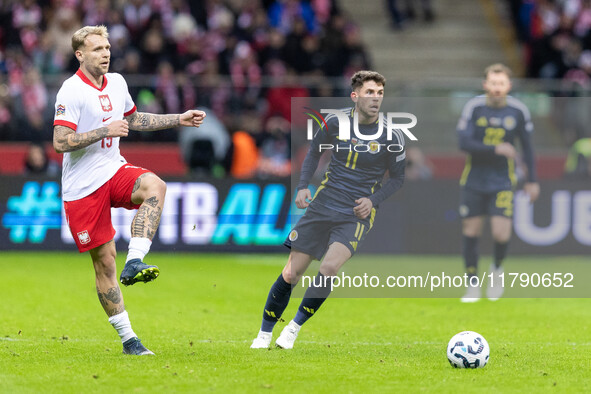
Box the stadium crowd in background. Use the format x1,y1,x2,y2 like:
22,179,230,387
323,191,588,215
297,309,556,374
509,0,591,172
0,0,371,179
514,0,591,82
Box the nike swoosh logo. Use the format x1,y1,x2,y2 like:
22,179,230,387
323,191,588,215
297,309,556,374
102,116,112,122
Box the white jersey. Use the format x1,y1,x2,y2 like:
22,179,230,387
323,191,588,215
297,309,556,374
53,69,137,201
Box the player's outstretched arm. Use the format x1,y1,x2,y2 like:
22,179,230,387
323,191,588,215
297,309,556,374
53,121,129,153
125,110,206,131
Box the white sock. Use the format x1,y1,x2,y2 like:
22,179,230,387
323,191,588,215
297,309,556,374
108,310,137,343
126,237,152,263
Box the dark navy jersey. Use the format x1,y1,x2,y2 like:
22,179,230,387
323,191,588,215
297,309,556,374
298,107,406,215
457,95,536,192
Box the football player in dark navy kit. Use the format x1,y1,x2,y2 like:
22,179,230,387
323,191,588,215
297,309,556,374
251,71,406,349
457,63,540,302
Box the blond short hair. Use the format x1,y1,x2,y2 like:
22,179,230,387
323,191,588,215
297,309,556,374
485,63,512,78
351,70,386,91
71,25,109,52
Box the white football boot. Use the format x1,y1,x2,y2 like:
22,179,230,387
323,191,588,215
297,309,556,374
250,330,272,349
275,320,301,349
460,283,481,303
486,264,504,301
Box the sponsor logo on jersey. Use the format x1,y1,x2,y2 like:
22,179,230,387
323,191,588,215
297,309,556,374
476,116,487,127
98,95,112,112
56,104,66,116
102,116,112,122
77,230,91,244
490,117,501,127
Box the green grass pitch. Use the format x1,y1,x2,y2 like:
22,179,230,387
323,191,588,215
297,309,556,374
1,252,590,393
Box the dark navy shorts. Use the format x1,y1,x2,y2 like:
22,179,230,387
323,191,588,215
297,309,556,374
284,202,375,260
459,188,513,219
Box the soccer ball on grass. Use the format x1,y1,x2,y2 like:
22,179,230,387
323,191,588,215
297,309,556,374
447,331,489,368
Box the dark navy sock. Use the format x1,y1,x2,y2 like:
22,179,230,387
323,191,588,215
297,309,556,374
493,242,509,268
294,272,332,326
462,236,479,278
261,273,292,332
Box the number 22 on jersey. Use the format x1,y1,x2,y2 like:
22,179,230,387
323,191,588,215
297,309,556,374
483,127,505,145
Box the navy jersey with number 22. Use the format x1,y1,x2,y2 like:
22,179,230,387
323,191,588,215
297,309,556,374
457,95,536,192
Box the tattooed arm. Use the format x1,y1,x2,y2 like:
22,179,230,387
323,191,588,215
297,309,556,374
125,109,206,132
125,112,179,131
53,110,206,152
53,121,129,153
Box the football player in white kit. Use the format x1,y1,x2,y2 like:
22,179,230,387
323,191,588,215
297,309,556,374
53,25,206,355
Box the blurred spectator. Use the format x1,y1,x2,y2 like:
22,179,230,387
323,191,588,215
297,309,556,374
385,0,406,29
139,16,171,73
227,110,263,180
196,58,233,118
46,8,81,73
12,0,42,31
32,32,64,75
11,67,49,141
311,0,338,25
230,41,262,108
83,0,111,26
171,12,200,55
124,0,153,46
322,14,349,76
12,0,42,55
0,93,11,140
23,142,60,176
230,130,259,179
265,66,310,121
342,23,371,79
121,49,141,75
106,10,131,70
155,61,181,114
257,114,291,178
282,17,309,72
268,0,318,34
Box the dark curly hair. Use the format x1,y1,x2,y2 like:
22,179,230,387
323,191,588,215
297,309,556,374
350,70,386,91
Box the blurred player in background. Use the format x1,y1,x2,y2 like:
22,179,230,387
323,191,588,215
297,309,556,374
457,63,539,302
251,70,406,349
53,25,205,355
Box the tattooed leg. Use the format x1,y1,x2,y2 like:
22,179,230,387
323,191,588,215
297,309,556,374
90,241,125,317
90,244,141,346
130,174,166,240
97,286,125,316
